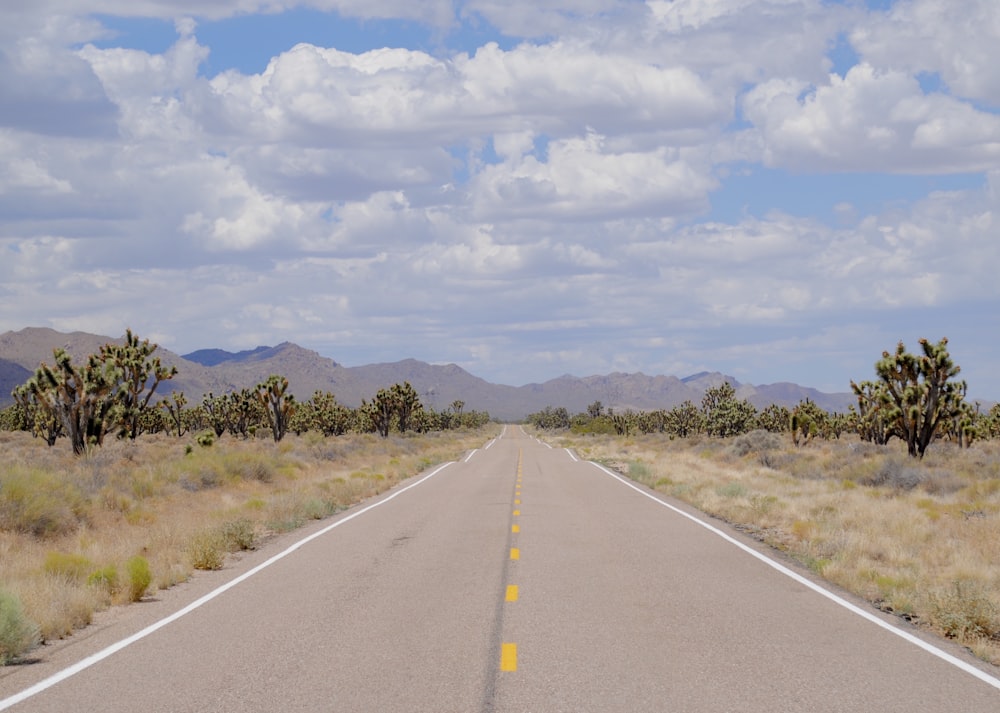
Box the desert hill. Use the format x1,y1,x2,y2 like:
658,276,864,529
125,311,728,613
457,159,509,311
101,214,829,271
0,327,855,421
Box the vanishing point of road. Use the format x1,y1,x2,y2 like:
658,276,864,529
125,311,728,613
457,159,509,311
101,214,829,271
2,426,998,711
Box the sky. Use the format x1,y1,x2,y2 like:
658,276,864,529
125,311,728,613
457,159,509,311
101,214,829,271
1,0,999,399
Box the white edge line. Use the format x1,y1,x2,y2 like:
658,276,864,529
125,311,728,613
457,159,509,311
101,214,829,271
464,449,479,462
565,448,578,462
589,461,1000,692
0,461,455,711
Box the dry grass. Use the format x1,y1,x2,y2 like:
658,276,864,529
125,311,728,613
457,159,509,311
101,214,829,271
0,426,496,658
545,429,1000,667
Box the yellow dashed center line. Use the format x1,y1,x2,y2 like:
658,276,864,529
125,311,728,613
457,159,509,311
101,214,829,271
504,451,523,674
501,643,517,671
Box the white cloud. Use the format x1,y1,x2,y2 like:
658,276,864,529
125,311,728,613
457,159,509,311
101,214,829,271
471,131,715,220
640,0,852,88
743,63,1000,173
2,0,1000,397
462,0,627,38
202,39,727,149
852,0,1000,105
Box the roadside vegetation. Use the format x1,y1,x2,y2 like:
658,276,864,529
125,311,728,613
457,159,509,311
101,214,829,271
526,338,1000,666
0,330,495,664
0,428,495,663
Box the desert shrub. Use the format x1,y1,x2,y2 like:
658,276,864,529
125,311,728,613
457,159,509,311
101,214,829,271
87,565,119,594
0,469,85,538
219,518,257,552
928,580,1000,641
224,452,275,483
920,469,965,495
0,589,39,664
188,531,225,571
43,552,94,581
716,482,748,498
864,457,924,490
302,497,333,520
263,492,335,533
125,556,152,602
730,430,783,459
627,461,653,483
178,461,225,491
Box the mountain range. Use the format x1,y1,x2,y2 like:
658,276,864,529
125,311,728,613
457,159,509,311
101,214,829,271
0,327,855,421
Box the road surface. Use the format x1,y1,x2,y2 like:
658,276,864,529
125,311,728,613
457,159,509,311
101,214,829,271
2,426,998,711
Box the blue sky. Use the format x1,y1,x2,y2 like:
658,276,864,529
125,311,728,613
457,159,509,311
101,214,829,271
2,0,999,402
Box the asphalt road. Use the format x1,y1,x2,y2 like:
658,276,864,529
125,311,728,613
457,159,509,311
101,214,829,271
2,426,998,711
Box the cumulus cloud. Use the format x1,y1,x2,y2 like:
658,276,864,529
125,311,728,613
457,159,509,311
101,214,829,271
1,0,1000,395
200,39,727,149
852,0,1000,106
743,64,1000,173
470,130,715,220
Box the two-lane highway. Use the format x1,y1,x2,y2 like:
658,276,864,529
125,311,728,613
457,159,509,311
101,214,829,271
495,433,1000,711
2,426,998,711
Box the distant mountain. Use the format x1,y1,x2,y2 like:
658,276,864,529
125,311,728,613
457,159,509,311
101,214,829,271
182,346,273,367
0,328,856,420
0,358,32,402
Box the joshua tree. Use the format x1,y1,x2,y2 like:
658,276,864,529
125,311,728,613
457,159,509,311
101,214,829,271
25,349,120,455
391,382,423,433
10,383,62,444
611,410,638,436
755,403,791,434
701,382,756,437
873,337,966,459
201,392,231,438
664,400,703,437
256,375,295,442
363,387,398,438
790,399,828,447
850,379,894,445
301,390,352,436
159,391,189,437
100,329,177,439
